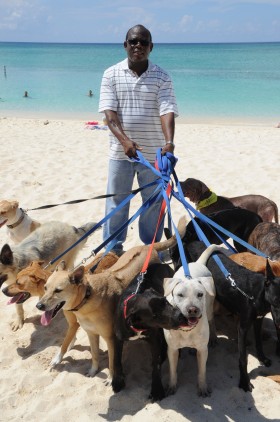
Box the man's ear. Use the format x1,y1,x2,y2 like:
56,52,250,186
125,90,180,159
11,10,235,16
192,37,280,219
149,42,153,53
124,41,127,49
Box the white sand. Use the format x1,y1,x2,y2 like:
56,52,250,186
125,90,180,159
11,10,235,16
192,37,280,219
0,117,280,421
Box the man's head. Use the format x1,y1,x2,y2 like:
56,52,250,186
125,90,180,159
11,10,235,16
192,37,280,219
124,24,153,65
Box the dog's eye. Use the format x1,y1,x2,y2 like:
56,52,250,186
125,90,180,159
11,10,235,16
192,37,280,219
177,293,184,298
54,288,62,293
197,292,203,298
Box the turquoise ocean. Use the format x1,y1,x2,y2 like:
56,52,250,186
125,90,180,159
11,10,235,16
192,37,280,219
0,42,280,122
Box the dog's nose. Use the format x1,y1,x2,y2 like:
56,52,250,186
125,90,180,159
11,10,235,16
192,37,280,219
36,302,45,311
188,306,199,315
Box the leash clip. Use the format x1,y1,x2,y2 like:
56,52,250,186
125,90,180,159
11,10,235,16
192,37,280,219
227,273,236,288
134,272,146,294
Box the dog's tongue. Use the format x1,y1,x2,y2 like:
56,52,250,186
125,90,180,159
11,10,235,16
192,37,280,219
7,293,25,305
41,310,53,326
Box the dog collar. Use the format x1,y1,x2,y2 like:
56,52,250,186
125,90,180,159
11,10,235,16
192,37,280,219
68,285,92,312
196,192,217,210
123,293,147,334
7,208,26,229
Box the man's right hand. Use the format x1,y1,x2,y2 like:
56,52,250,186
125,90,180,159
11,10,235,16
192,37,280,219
122,139,142,158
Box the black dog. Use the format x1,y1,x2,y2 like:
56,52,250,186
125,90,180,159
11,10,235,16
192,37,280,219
112,263,187,401
165,208,262,267
179,240,280,392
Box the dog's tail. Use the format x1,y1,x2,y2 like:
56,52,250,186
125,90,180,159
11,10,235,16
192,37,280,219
196,244,228,266
154,216,187,252
76,222,100,237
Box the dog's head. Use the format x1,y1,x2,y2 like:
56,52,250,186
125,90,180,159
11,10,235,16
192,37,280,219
164,267,214,330
265,260,280,328
36,261,86,326
179,178,209,203
0,244,18,287
2,260,50,304
125,288,188,330
0,200,19,227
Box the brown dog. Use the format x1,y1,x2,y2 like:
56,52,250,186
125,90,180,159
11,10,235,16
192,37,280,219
180,178,278,223
35,217,186,377
230,252,280,276
0,199,40,244
248,222,280,261
2,251,120,357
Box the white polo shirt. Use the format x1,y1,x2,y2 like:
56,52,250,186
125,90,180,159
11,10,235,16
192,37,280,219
99,59,178,163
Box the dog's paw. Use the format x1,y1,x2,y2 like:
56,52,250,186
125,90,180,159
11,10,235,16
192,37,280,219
10,318,24,331
149,388,165,402
50,352,63,367
112,376,125,393
86,366,98,377
104,377,112,387
166,385,177,396
239,380,254,392
263,357,272,367
198,384,212,397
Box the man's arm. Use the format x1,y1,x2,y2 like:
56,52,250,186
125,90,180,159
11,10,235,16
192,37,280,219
104,110,142,159
160,112,175,154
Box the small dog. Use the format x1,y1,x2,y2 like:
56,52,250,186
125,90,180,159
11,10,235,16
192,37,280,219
248,222,280,261
163,244,222,397
180,178,278,223
113,263,188,402
0,220,97,330
0,199,41,244
35,217,186,377
184,241,280,392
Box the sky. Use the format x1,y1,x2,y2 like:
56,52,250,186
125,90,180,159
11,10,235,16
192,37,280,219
0,0,279,43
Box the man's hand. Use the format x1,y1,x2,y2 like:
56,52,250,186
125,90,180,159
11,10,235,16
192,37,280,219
161,143,175,155
122,139,142,158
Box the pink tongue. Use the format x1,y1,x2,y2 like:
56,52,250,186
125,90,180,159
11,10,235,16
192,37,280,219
41,310,53,326
7,294,25,305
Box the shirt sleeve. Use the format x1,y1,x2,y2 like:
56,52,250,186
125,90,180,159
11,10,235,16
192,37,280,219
158,72,179,118
98,68,118,112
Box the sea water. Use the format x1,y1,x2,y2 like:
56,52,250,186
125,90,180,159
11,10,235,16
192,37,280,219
0,42,280,122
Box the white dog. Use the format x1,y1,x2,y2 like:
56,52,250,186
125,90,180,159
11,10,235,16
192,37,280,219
163,244,226,397
0,199,40,244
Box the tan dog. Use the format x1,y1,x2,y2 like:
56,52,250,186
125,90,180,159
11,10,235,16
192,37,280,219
230,252,280,276
180,178,278,223
35,217,186,378
3,252,119,363
0,199,40,244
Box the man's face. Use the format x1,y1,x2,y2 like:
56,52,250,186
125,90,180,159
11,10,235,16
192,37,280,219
124,28,153,64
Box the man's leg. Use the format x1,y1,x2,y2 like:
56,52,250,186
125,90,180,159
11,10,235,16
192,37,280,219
103,159,134,254
137,163,164,245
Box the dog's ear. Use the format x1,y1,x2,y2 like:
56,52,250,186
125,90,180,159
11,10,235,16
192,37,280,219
200,276,216,297
56,260,66,271
10,200,19,210
70,266,84,285
163,277,180,297
265,259,275,286
0,244,13,265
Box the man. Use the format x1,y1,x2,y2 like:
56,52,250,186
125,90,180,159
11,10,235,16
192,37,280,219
99,24,178,255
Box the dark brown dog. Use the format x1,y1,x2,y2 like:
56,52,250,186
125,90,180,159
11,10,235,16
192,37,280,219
180,178,278,223
248,222,280,261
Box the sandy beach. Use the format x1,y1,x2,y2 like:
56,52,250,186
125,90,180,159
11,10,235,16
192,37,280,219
0,116,280,422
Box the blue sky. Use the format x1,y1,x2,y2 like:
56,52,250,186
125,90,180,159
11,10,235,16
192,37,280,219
0,0,279,43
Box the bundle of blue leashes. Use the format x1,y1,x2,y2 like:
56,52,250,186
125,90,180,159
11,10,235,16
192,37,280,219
46,148,267,283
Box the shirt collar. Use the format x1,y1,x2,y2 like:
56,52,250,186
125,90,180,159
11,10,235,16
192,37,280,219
121,58,155,73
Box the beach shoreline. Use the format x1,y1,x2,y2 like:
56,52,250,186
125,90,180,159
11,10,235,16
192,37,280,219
0,111,278,127
0,116,280,421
